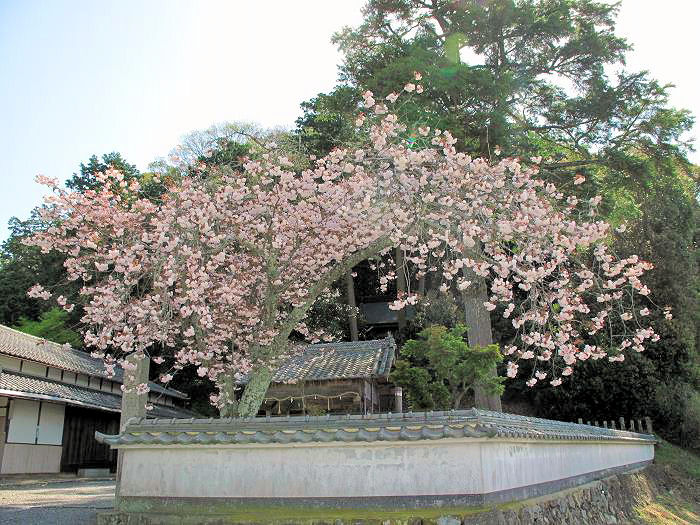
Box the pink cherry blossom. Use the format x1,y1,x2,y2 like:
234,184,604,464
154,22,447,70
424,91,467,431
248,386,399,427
24,77,660,405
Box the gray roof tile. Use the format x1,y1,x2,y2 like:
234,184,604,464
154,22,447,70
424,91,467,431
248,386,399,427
269,336,396,383
95,408,657,447
0,324,186,399
0,369,195,419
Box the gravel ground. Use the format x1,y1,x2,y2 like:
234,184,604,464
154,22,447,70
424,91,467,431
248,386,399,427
0,480,115,525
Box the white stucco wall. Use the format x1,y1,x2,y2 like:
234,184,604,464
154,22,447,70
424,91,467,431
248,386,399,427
117,438,653,499
0,443,62,474
22,361,48,377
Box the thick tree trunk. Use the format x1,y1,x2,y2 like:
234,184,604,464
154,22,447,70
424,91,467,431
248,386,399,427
396,247,407,332
452,388,467,410
217,373,239,417
237,366,274,418
346,271,359,341
461,249,503,412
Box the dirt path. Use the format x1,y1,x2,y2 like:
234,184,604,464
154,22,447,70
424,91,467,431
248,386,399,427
0,479,115,525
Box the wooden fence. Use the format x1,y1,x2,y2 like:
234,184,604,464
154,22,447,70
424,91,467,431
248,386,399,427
574,416,654,434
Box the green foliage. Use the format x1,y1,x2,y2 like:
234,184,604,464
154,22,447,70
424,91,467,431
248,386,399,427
655,439,700,480
66,152,140,193
190,138,251,175
322,0,700,446
516,156,700,449
392,325,503,410
333,0,694,163
300,287,365,342
411,290,462,332
295,86,362,157
0,210,73,327
14,307,82,348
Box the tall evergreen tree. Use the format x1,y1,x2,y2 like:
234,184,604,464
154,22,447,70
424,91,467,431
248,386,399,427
297,0,697,415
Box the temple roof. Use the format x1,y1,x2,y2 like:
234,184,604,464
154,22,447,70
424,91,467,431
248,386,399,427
266,336,396,384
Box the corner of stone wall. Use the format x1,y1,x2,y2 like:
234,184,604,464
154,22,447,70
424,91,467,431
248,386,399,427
462,469,655,525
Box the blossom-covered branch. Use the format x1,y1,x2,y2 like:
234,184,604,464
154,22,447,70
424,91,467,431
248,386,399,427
26,75,659,412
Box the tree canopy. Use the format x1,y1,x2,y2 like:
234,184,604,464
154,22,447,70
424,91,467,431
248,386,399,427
392,324,503,410
26,86,658,416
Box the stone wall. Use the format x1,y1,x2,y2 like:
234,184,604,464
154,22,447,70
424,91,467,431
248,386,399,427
463,468,655,525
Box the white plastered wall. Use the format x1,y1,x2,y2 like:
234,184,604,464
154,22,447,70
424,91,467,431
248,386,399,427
0,398,65,474
118,438,654,499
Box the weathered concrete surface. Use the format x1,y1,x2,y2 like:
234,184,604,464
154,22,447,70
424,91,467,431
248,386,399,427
0,479,115,525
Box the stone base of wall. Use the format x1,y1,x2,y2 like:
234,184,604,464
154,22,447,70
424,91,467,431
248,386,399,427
97,464,670,525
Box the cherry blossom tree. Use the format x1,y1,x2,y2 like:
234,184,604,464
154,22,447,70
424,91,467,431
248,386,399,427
26,76,662,417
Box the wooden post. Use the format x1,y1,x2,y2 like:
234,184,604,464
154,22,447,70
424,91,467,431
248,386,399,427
345,271,359,342
116,352,150,506
392,387,403,413
619,417,626,431
395,247,407,332
120,353,150,431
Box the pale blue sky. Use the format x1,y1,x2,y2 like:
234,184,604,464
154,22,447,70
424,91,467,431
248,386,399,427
1,0,698,242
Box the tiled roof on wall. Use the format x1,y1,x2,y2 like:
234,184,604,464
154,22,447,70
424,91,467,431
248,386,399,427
95,408,657,447
0,324,186,399
0,369,196,419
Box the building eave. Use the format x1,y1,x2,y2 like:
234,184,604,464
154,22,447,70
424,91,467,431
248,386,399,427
0,388,121,413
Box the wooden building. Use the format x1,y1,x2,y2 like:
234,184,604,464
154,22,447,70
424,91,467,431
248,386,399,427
258,336,398,416
359,301,416,338
0,324,196,475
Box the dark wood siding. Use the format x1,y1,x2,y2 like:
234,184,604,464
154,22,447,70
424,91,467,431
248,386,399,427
60,406,118,472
